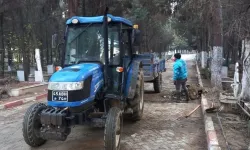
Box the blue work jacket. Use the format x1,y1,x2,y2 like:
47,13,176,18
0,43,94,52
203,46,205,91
173,59,188,80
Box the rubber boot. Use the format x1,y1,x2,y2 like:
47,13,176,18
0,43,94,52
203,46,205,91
176,91,181,102
184,90,189,102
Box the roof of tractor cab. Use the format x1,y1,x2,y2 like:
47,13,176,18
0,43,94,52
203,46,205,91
66,14,133,27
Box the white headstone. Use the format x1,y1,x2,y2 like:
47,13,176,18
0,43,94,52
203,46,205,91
47,65,55,74
30,67,36,75
234,62,239,83
8,66,11,71
17,70,25,81
231,62,240,98
201,51,207,68
35,71,43,82
221,66,228,78
35,49,44,82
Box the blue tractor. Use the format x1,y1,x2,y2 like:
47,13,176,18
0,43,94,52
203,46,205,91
22,12,144,150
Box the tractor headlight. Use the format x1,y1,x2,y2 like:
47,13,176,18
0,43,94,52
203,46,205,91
48,81,84,91
71,18,79,24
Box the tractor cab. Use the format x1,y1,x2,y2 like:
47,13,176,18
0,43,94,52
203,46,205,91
57,14,140,96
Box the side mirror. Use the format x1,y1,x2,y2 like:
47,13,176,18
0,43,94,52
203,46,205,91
132,29,141,46
52,34,58,49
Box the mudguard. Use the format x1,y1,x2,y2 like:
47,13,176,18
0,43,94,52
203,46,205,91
125,60,142,99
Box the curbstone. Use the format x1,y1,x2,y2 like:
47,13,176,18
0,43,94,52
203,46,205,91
196,62,221,150
4,100,23,109
36,93,47,100
8,83,48,97
0,93,47,110
205,117,215,131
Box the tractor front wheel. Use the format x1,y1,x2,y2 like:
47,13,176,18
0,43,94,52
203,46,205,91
22,103,47,147
154,72,162,93
104,107,123,150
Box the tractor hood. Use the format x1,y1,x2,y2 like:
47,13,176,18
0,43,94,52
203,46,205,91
49,63,101,82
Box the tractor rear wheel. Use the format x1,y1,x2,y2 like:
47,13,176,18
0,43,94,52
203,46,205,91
104,107,123,150
22,103,47,147
154,72,162,93
129,69,144,121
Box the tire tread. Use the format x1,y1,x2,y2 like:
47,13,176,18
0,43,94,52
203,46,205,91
22,103,47,147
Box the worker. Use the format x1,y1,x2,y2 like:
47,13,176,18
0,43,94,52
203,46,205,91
173,53,189,101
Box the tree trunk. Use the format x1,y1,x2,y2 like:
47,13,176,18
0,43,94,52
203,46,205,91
82,0,86,16
18,8,30,81
210,0,223,89
67,0,78,17
0,13,4,77
238,40,242,61
240,39,250,101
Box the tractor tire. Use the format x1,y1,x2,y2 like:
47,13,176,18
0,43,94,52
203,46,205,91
128,69,144,121
22,103,47,147
104,107,123,150
154,72,162,93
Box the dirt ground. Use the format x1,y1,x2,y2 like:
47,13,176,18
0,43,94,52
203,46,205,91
201,68,250,150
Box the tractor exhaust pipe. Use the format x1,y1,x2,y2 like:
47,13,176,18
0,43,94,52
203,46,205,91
103,7,109,89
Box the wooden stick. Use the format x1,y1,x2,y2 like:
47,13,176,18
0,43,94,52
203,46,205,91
185,104,201,118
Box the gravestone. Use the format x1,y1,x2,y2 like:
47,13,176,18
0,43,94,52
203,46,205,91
47,65,55,75
30,66,36,75
201,51,208,68
17,70,25,81
35,71,43,82
35,49,44,82
221,66,228,78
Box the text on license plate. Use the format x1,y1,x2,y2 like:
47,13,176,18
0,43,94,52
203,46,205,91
52,91,68,101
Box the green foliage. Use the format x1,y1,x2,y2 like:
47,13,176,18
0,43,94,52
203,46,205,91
161,21,175,46
163,18,190,50
131,7,149,21
172,34,189,49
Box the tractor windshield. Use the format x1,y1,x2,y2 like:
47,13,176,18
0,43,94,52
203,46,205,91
64,24,120,65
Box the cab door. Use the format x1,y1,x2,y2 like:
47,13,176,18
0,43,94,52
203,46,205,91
106,25,122,95
106,25,132,95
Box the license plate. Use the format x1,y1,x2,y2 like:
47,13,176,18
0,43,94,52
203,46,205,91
52,91,68,101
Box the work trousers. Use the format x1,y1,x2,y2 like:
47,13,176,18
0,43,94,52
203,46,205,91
175,78,189,101
175,78,187,92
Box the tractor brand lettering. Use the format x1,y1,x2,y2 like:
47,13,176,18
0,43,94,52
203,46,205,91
94,80,103,92
93,70,98,75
